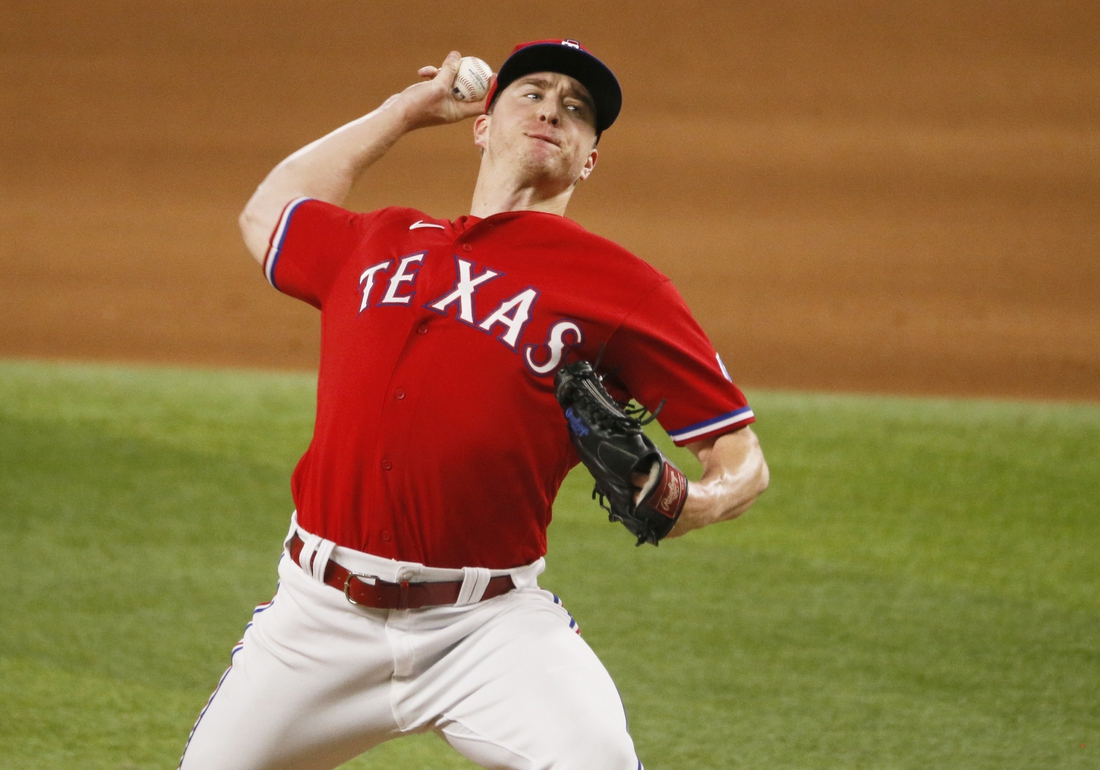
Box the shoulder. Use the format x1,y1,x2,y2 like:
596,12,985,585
493,212,668,282
349,205,434,232
566,217,666,277
291,202,434,228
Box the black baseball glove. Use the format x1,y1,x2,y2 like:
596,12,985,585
554,360,688,546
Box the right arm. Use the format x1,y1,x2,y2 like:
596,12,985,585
239,50,487,263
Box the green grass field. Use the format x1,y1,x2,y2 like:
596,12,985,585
1,360,1097,769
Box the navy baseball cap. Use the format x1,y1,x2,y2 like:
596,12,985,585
485,39,622,134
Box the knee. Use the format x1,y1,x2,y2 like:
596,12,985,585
555,724,639,770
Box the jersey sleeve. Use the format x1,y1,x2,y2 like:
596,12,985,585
262,198,371,309
604,278,755,446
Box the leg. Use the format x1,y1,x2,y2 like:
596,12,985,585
179,557,404,770
396,590,640,770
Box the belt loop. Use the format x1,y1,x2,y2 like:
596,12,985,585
456,567,491,605
312,539,336,582
397,580,410,611
298,534,322,576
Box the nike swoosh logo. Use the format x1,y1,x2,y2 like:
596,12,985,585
409,220,445,230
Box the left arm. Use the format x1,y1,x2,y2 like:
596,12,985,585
666,426,769,538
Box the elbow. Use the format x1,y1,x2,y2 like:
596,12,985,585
239,196,272,265
238,202,253,239
237,206,252,246
753,455,770,500
752,430,770,493
738,435,770,512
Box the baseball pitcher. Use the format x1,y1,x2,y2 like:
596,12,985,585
179,39,769,770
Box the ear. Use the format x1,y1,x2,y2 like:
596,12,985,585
578,146,598,182
473,113,490,150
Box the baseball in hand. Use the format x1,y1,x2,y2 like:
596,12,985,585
452,56,493,101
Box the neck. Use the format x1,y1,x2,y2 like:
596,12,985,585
469,160,577,219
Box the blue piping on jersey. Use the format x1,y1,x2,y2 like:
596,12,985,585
264,197,312,291
668,405,755,443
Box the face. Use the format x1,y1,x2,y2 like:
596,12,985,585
474,72,599,189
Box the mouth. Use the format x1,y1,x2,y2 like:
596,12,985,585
525,132,562,147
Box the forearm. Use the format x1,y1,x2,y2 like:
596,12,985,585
667,426,769,537
239,51,484,264
238,98,413,262
270,97,412,203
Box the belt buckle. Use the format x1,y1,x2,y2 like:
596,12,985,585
343,572,380,606
343,572,412,609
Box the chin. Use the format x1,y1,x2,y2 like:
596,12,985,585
534,160,570,179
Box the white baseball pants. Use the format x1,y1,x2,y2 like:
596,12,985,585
178,521,641,770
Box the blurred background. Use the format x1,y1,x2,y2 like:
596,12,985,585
3,0,1098,401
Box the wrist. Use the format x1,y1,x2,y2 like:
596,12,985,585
643,460,688,520
386,80,457,132
666,484,715,538
374,92,421,134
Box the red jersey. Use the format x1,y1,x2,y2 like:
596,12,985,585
264,199,754,569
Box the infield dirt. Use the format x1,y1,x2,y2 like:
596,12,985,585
3,1,1098,401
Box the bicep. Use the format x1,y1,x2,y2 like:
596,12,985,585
688,426,765,481
603,281,755,444
252,199,367,307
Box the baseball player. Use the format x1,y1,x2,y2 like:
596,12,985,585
179,40,769,770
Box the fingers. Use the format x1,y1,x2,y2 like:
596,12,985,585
419,50,461,81
438,50,463,75
398,51,485,128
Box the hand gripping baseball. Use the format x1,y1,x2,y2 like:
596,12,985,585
397,51,492,129
555,361,689,546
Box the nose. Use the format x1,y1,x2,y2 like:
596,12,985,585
537,101,561,126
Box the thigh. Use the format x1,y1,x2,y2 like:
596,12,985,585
418,590,640,770
179,558,403,770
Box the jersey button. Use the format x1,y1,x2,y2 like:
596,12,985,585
380,530,392,542
394,388,406,400
461,243,473,252
417,324,428,335
381,459,393,471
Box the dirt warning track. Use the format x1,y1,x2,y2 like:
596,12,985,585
3,1,1098,401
